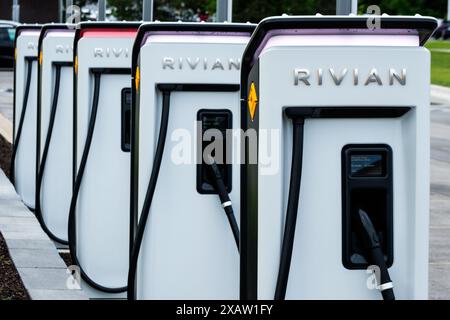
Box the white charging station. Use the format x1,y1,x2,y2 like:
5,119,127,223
36,24,75,244
128,22,255,300
12,25,41,209
239,16,438,300
69,22,139,295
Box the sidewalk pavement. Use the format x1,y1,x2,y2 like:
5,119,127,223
431,84,450,106
0,71,13,123
0,170,87,300
429,84,450,299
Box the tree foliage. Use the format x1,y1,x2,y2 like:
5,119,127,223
233,0,335,23
74,0,448,22
233,0,447,22
108,0,143,20
357,0,446,18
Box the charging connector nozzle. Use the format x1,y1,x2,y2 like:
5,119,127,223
207,158,239,251
358,209,395,301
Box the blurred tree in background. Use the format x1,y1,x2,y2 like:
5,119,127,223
108,0,143,20
233,0,335,22
233,0,447,22
73,0,448,22
108,0,215,21
357,0,446,18
153,0,216,21
74,0,215,21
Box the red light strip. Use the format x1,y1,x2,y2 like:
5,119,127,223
80,28,137,38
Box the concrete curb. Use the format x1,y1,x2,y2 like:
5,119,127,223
431,84,450,105
0,169,87,300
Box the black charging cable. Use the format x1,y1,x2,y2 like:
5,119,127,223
357,209,395,301
274,116,305,300
68,72,127,293
35,64,68,244
11,58,34,185
127,89,241,299
207,159,240,250
273,112,396,301
127,90,171,300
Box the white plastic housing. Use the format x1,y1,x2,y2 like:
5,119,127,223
254,36,430,299
135,32,251,299
38,29,75,242
14,29,40,209
75,31,135,294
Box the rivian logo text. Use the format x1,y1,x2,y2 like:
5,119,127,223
162,57,241,71
294,68,406,86
56,45,73,54
93,48,129,58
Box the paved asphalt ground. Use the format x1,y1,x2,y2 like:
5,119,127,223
0,70,449,299
429,85,450,299
0,71,13,122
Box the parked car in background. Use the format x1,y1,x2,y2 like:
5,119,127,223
0,20,19,69
432,20,450,40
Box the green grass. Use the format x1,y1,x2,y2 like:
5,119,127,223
426,40,450,50
426,41,450,87
430,51,450,87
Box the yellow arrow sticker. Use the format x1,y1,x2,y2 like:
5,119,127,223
39,51,43,65
248,82,258,121
74,55,78,75
135,66,140,91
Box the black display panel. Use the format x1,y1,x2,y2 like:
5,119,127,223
342,144,393,270
197,109,232,194
121,88,131,152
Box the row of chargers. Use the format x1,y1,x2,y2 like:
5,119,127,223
12,15,437,299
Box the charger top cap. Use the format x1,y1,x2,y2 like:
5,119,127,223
132,22,256,80
74,21,140,40
14,24,42,56
13,24,42,128
74,21,140,73
75,21,141,36
38,23,75,44
242,15,438,75
37,24,75,67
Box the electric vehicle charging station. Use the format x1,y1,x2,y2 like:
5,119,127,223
239,16,438,300
36,24,75,244
69,22,140,296
12,25,42,209
128,22,255,300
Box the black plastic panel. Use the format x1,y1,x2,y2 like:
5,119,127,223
342,144,394,270
197,109,232,194
121,87,131,152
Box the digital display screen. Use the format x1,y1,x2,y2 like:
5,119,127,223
201,115,228,135
124,89,132,106
350,154,384,177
